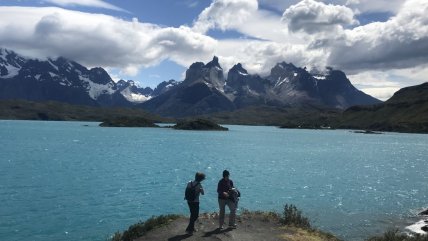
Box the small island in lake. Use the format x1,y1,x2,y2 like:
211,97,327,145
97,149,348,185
99,117,159,127
353,130,383,134
173,119,228,131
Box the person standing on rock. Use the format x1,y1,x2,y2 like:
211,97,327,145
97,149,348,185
217,169,237,229
184,172,205,234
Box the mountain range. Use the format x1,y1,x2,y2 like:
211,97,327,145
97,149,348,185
0,47,380,117
140,56,381,117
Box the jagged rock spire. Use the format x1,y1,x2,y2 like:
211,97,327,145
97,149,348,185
205,56,222,69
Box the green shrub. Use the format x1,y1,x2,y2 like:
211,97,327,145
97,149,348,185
112,214,180,241
280,204,311,228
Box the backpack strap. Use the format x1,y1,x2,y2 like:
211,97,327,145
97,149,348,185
191,181,199,188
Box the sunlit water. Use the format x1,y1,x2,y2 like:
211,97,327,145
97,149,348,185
0,120,427,241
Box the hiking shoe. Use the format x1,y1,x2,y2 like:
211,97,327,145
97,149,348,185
218,225,224,230
228,224,237,229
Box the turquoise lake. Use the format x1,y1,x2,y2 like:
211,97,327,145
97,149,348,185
0,120,427,241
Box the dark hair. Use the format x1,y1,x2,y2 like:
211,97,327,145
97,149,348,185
222,170,230,178
195,172,206,182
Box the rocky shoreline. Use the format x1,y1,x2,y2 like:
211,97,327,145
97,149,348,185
406,209,428,235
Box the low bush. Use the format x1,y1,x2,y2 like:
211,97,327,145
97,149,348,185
111,214,180,241
280,204,311,229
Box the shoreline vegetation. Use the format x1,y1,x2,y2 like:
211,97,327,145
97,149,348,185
110,204,428,241
0,99,427,134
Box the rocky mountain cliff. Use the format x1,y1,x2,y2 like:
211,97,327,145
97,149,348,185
140,57,235,117
141,57,381,117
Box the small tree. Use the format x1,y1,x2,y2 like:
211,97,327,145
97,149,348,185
280,204,311,228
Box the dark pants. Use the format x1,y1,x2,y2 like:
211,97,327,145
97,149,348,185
186,201,199,232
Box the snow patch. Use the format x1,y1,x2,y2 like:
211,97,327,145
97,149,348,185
49,72,57,78
238,71,248,76
0,49,6,62
293,73,298,77
275,77,289,88
80,76,116,100
313,75,326,80
120,88,151,103
35,74,41,80
48,60,59,71
0,64,20,78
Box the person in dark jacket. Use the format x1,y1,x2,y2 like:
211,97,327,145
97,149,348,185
217,170,237,229
185,172,205,234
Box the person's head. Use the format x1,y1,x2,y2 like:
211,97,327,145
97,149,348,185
195,172,206,182
222,170,230,179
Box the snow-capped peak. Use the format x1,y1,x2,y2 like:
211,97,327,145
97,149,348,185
0,48,27,79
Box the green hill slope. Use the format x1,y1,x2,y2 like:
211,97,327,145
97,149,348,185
339,82,428,133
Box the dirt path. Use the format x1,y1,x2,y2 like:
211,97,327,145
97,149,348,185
135,212,339,241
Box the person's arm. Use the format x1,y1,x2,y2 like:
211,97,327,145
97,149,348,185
218,180,228,198
217,181,221,195
200,184,204,195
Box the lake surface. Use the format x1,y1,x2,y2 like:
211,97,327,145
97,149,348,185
0,120,427,241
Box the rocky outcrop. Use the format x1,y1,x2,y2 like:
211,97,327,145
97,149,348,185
419,209,428,215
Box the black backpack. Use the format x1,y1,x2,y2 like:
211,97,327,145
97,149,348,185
184,181,198,201
228,188,241,203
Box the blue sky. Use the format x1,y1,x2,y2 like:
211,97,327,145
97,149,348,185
0,0,427,100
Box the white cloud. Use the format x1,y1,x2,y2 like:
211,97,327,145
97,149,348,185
259,0,404,14
214,39,326,76
44,0,128,12
282,0,358,34
192,0,258,34
348,71,401,100
348,64,428,100
345,0,404,14
359,87,400,101
0,6,216,76
259,0,300,12
326,0,428,72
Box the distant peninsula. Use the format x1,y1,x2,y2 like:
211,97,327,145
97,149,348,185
172,119,228,131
